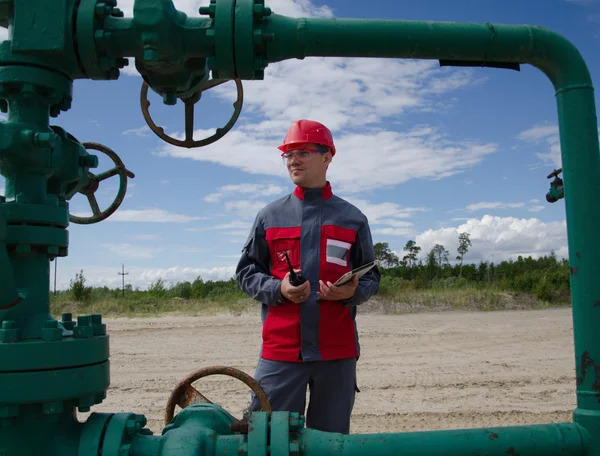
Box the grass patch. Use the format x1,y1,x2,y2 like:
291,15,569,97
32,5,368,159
51,287,571,318
50,294,254,318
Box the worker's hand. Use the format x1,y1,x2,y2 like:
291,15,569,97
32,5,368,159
318,275,358,301
281,271,311,303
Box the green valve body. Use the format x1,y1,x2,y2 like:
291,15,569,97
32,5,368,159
0,0,599,455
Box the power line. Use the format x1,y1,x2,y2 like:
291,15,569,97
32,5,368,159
118,264,129,298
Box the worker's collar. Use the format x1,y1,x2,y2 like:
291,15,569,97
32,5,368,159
293,181,333,201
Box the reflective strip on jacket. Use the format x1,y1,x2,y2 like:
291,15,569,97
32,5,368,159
235,182,381,362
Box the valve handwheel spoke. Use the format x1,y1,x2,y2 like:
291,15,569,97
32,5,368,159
87,194,101,215
164,366,272,426
69,142,135,225
140,79,244,149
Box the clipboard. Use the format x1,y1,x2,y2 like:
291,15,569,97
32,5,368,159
333,261,377,286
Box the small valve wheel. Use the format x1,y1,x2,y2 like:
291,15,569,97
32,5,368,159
69,142,135,225
140,79,244,149
164,366,272,426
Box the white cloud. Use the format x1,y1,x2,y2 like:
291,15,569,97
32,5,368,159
518,124,561,168
518,123,600,169
529,205,546,212
225,200,269,219
123,126,151,136
104,208,206,223
204,183,286,202
415,215,568,264
159,126,496,193
55,264,236,290
342,198,426,236
185,220,252,232
466,201,526,211
103,243,165,259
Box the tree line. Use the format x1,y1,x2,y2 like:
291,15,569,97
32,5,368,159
63,231,571,304
374,232,570,301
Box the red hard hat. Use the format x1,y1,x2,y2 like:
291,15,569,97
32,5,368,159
278,120,336,156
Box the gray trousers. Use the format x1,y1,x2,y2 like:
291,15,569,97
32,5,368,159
249,356,357,434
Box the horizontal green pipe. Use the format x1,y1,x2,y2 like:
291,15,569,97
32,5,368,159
263,16,591,88
300,423,591,456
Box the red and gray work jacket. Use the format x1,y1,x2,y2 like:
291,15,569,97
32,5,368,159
236,182,380,363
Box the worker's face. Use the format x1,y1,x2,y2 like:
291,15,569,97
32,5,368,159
283,143,331,188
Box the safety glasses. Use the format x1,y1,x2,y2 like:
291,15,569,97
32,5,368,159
281,147,328,163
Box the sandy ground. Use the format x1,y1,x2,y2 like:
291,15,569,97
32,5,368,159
80,307,578,435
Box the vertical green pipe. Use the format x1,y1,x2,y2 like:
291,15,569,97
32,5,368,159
556,85,600,447
260,15,600,454
0,94,54,338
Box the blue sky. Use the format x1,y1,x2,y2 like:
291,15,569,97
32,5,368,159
1,0,598,290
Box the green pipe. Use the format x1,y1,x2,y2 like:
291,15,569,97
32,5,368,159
300,423,591,456
262,17,591,86
262,12,600,453
0,202,19,310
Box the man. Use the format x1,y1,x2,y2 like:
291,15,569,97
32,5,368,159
236,119,380,434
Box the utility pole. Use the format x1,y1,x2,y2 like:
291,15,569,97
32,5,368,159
118,264,129,298
54,258,57,296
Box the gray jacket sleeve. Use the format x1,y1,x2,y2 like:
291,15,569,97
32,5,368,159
342,220,381,307
236,214,284,306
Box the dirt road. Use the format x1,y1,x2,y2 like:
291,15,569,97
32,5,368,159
81,307,577,434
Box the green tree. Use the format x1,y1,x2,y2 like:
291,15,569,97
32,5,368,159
374,242,400,268
432,244,449,266
456,232,472,276
70,269,92,302
148,278,166,298
402,240,421,267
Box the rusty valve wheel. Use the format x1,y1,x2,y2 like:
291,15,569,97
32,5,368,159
69,142,135,225
140,78,243,149
164,366,272,427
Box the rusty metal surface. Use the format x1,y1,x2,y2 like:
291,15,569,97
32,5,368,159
69,142,135,225
164,365,272,425
140,80,244,149
178,384,212,408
